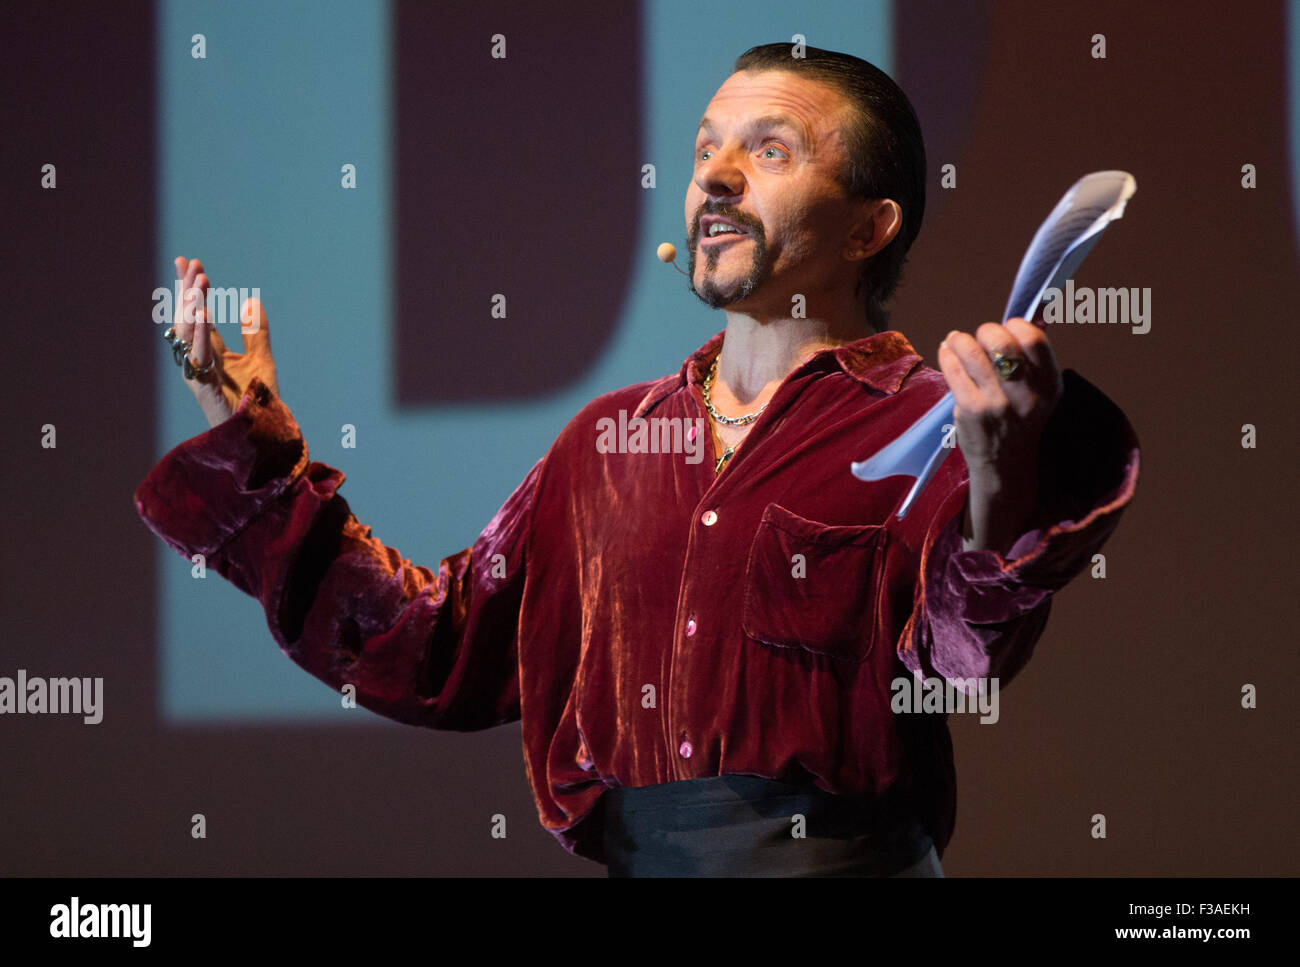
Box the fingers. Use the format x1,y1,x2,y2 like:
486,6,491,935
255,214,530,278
169,258,233,425
183,260,202,307
186,271,210,338
191,303,212,368
940,326,1010,404
240,297,270,352
190,298,228,381
971,322,1023,387
175,256,201,286
173,258,205,340
1003,317,1058,380
944,321,1048,391
167,261,276,407
936,336,984,413
207,319,228,358
240,297,279,397
190,273,231,368
939,319,1064,427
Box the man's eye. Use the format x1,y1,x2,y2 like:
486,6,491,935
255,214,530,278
696,144,786,162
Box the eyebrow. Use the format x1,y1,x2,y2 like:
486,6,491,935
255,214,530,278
696,114,813,149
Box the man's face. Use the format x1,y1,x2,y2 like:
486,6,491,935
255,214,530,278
685,69,859,314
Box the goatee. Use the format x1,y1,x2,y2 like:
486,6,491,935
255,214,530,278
686,216,770,309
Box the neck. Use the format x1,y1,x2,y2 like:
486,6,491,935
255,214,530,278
714,312,874,405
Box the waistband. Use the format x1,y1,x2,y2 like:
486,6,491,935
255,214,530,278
601,774,935,877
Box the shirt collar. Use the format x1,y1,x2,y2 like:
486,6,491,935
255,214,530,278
634,328,922,418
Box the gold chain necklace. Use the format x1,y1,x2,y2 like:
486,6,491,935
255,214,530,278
702,357,768,425
702,357,764,473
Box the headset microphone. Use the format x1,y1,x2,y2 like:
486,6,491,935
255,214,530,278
657,242,690,277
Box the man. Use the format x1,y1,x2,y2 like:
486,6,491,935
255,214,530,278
137,44,1138,876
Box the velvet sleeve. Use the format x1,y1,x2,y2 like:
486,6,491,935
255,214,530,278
900,368,1140,687
132,376,540,731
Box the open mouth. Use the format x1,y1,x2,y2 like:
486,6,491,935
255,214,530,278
699,215,751,246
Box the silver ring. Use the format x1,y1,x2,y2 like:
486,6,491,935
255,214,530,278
182,352,217,380
164,326,191,367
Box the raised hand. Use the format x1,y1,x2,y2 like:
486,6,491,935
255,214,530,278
169,256,281,428
937,318,1064,554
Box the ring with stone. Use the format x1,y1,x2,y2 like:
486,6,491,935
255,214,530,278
990,350,1024,380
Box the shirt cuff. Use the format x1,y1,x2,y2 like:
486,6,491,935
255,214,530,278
957,367,1139,592
909,368,1140,679
132,376,312,560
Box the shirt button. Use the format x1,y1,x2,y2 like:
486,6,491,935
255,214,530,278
685,616,697,637
701,509,718,526
678,740,693,759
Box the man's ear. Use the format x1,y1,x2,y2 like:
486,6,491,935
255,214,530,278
844,198,902,261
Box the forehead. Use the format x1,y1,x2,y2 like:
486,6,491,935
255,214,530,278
697,69,852,151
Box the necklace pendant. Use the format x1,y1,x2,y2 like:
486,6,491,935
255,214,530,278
715,446,735,474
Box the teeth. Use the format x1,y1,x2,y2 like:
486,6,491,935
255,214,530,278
708,222,742,236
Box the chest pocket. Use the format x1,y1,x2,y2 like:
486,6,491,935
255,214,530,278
741,502,888,663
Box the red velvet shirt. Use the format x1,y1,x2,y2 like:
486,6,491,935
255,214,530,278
134,328,1139,863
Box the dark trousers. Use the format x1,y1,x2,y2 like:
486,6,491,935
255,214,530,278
601,774,942,877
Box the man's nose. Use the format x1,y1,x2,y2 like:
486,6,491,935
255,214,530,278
693,146,744,200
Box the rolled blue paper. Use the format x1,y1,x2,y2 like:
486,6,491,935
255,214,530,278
851,171,1136,519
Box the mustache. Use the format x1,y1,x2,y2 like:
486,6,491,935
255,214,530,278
691,205,764,240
